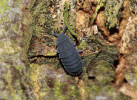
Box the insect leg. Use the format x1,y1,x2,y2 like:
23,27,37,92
62,26,68,34
51,33,59,37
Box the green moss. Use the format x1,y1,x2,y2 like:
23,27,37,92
105,86,114,96
64,2,69,27
15,65,24,72
29,64,40,83
33,0,49,16
39,80,51,99
91,0,106,25
105,0,123,29
0,0,10,13
10,84,26,100
54,80,68,100
68,85,81,100
0,93,7,99
84,79,114,98
134,82,137,91
0,41,17,55
5,69,12,84
46,51,57,56
82,46,116,98
64,2,78,37
125,69,132,81
78,41,88,50
104,45,119,54
30,0,51,37
84,84,91,98
38,14,46,26
2,67,26,100
135,74,137,80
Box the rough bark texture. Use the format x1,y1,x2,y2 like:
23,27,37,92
0,0,136,100
0,0,33,99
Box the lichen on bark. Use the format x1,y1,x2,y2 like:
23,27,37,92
0,0,33,99
0,0,135,100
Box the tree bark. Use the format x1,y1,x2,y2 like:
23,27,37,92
0,0,136,100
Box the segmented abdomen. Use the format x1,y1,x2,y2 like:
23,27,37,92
57,34,83,76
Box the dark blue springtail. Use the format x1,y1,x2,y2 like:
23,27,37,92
51,26,83,76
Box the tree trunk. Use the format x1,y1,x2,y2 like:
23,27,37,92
0,0,136,100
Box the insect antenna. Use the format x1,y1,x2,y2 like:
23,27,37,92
62,26,68,34
51,33,59,37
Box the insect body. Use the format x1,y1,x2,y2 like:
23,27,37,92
52,26,83,76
